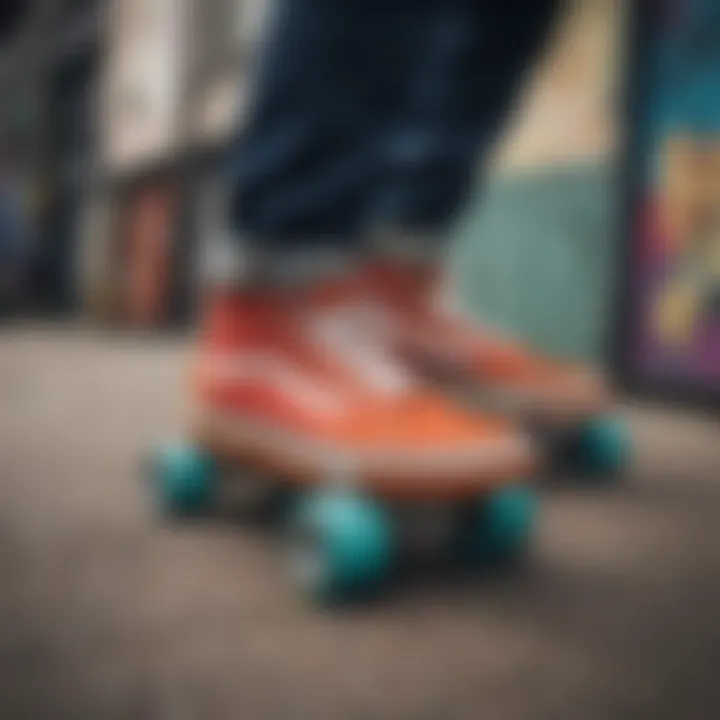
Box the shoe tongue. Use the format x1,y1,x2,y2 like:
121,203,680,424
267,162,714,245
302,271,369,308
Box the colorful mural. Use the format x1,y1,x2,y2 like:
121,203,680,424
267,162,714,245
634,0,720,386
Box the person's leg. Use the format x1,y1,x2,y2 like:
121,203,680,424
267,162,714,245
368,0,561,240
229,0,443,253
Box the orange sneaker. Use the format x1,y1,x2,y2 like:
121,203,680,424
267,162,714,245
364,260,630,477
364,262,608,421
190,273,536,499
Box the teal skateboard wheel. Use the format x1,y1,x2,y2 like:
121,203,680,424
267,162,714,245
570,415,631,479
286,488,394,603
150,441,218,517
456,483,538,564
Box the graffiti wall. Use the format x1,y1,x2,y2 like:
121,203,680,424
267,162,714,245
631,0,720,390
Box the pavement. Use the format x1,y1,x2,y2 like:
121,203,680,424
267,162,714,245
1,325,719,720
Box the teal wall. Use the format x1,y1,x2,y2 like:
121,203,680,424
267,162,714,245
451,163,620,366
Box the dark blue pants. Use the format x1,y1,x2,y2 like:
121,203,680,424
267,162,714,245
230,0,560,249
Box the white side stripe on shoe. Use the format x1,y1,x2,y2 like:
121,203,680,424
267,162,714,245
202,352,349,418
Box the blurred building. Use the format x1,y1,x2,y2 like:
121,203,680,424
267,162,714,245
84,0,267,328
0,0,266,327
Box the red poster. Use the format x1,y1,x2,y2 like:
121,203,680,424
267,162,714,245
122,182,176,326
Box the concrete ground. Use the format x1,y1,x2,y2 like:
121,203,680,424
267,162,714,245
1,325,719,720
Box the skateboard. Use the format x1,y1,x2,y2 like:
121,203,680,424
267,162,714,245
147,407,540,604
